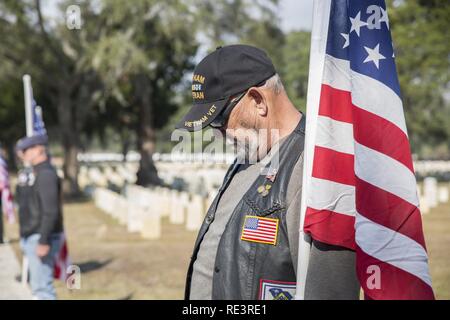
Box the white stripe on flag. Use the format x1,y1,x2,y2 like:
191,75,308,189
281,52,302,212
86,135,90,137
308,177,356,216
355,213,432,286
323,55,408,135
354,141,419,206
316,115,354,155
323,54,351,91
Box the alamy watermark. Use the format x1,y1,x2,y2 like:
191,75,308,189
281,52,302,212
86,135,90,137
66,5,82,30
366,265,381,290
66,264,81,290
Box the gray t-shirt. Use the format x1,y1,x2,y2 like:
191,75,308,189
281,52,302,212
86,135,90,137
190,138,360,300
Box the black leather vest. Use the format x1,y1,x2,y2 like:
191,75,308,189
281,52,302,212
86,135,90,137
185,115,306,300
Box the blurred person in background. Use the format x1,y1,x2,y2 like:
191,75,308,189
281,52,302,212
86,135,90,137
15,134,64,300
0,144,15,244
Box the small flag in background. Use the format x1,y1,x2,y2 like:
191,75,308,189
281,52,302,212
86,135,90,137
29,84,46,136
301,0,434,299
54,233,70,281
33,105,47,136
0,155,15,224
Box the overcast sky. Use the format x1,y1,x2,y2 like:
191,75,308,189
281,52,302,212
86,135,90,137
279,0,313,31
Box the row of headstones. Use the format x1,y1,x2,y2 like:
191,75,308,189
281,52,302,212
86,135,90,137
80,162,227,198
414,161,450,175
79,164,137,189
418,178,449,214
93,186,217,240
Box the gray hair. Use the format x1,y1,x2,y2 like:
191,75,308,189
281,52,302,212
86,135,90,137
262,73,285,95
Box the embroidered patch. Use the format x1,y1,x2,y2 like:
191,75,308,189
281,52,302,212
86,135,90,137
240,215,279,245
259,279,296,300
265,167,278,183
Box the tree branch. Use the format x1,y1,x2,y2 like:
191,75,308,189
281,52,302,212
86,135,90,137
35,0,68,75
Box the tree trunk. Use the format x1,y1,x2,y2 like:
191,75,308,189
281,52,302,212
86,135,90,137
58,88,80,196
135,76,160,187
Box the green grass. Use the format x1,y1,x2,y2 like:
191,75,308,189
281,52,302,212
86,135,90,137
7,196,450,299
422,200,450,299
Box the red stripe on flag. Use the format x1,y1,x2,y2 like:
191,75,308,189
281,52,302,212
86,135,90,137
312,146,355,186
352,105,414,173
244,230,276,237
356,246,434,300
304,207,355,250
319,84,353,124
243,234,275,241
355,177,426,249
242,235,276,242
320,84,414,172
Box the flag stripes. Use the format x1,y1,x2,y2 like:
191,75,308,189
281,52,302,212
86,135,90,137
302,0,434,299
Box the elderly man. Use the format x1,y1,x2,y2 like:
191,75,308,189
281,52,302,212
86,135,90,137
176,45,360,300
16,134,63,300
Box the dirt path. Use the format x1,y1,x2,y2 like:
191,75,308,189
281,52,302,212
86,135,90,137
0,244,32,300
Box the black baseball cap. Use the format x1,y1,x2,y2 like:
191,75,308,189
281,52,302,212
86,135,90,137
16,134,48,152
175,44,276,131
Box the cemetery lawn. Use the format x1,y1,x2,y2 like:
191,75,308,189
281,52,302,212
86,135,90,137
7,195,450,299
422,199,450,299
9,200,197,299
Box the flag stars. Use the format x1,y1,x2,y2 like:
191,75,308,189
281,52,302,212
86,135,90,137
340,33,349,48
363,44,386,69
349,11,367,37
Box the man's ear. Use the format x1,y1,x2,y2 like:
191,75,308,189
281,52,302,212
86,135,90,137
248,88,268,117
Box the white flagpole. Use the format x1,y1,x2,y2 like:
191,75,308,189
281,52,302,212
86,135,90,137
22,74,33,137
295,0,332,300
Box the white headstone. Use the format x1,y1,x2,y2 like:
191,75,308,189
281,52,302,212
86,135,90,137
127,203,144,233
115,197,129,225
419,194,430,214
186,195,205,231
169,190,184,224
424,177,438,208
161,188,171,217
141,210,161,240
438,185,449,203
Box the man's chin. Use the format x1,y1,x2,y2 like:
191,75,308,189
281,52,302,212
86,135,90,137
233,142,259,163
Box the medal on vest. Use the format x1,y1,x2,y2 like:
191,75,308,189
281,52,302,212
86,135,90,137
257,184,271,197
241,215,279,245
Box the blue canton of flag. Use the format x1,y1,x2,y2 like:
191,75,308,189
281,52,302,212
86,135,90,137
246,217,259,229
32,101,47,136
327,0,399,94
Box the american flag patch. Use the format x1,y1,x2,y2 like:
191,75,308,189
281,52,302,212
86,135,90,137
241,215,279,245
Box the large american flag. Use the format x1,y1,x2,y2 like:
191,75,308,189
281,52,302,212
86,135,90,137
0,154,15,223
301,0,434,299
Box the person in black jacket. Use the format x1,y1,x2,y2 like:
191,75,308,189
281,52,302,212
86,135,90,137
176,45,359,300
16,134,64,300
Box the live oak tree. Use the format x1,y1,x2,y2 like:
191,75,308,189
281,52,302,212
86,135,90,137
1,0,447,195
388,0,450,158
